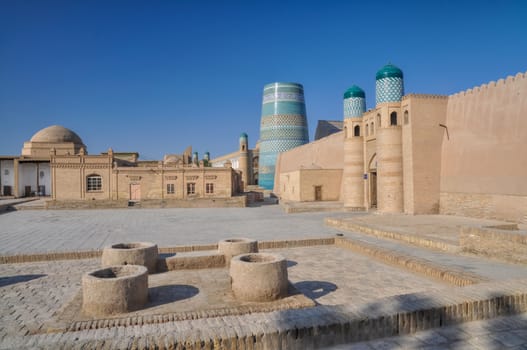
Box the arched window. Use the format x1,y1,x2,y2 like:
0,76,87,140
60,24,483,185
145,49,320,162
354,125,360,136
390,112,398,126
371,122,374,134
377,114,381,127
365,123,369,136
86,174,102,192
404,111,409,125
344,126,348,138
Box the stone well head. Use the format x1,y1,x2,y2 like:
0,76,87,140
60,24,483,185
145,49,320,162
101,242,158,273
82,265,148,317
229,252,288,302
218,238,258,266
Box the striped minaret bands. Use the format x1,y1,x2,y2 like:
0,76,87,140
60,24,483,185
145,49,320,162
258,82,309,190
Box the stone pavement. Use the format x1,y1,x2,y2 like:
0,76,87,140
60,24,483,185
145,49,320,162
0,206,351,255
327,213,527,249
1,207,527,348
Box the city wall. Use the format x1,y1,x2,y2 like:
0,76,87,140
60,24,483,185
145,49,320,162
440,72,527,223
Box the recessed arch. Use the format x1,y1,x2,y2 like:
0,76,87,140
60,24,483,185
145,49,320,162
390,112,398,126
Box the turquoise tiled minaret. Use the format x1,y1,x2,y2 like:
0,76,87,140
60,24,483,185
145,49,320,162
375,64,404,105
343,85,366,118
258,82,309,190
203,152,210,161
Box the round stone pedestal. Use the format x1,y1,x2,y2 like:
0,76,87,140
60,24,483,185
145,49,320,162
230,253,288,302
218,238,258,265
101,242,158,273
82,265,148,316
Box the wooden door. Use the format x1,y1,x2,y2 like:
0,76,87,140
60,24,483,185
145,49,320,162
314,186,322,201
3,186,12,196
130,184,141,201
370,172,377,208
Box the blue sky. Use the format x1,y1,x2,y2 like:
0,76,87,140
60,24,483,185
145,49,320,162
1,0,526,159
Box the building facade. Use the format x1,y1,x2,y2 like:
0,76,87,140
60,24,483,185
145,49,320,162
209,132,259,190
1,125,243,206
275,65,527,224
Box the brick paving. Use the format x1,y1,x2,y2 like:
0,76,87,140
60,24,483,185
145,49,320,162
1,207,527,348
0,206,350,255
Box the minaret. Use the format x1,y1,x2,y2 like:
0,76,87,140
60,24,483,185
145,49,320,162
192,152,199,166
375,63,404,213
203,152,210,167
342,85,366,210
258,82,309,190
239,132,249,190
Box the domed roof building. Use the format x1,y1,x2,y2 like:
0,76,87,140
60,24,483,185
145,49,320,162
22,125,86,157
30,125,85,145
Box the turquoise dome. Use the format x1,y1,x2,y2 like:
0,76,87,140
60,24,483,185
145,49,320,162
343,85,365,99
376,64,403,80
239,132,248,140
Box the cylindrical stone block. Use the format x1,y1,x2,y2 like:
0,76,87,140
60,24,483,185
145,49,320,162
258,82,309,190
377,127,404,213
230,253,288,302
218,238,258,265
82,265,148,317
101,242,158,273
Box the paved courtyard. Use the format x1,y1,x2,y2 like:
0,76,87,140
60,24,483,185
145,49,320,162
1,205,526,349
0,205,350,255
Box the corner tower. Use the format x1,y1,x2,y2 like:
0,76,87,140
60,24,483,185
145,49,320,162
342,85,366,209
258,82,309,190
375,63,404,213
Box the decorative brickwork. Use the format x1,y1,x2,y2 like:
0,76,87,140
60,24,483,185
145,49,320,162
259,82,309,189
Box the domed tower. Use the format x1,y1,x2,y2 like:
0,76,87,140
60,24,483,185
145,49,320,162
239,132,249,190
375,64,404,213
342,86,366,209
258,82,309,190
203,152,210,166
192,152,199,166
375,63,404,105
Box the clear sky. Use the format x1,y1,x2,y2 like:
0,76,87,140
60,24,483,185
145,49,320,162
1,0,526,160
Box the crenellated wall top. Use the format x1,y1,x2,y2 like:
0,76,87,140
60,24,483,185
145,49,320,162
449,71,526,99
402,94,448,100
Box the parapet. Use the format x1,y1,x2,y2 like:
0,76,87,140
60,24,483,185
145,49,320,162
450,70,526,99
402,94,448,100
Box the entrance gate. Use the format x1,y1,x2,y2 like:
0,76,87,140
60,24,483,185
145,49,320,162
130,184,141,201
314,186,322,201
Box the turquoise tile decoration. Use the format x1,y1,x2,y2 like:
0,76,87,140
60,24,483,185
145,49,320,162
259,82,309,190
375,64,404,105
343,85,366,118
